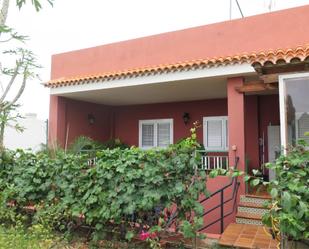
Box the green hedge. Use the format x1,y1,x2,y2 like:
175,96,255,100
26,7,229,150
0,130,208,240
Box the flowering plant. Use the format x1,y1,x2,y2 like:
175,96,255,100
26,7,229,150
139,230,157,240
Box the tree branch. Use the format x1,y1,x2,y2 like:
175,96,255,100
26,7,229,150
16,0,54,12
0,61,20,103
2,67,27,110
0,63,4,92
0,36,14,43
0,0,10,29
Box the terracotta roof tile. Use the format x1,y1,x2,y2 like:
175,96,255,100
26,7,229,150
45,44,309,88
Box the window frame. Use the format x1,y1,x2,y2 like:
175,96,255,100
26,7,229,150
279,72,309,152
138,119,173,149
203,116,228,152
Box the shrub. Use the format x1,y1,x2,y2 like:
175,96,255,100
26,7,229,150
68,136,129,154
0,127,207,242
260,139,309,242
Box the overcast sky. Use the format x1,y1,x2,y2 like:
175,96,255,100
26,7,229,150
5,0,309,119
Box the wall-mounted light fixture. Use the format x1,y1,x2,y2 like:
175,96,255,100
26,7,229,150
182,112,190,125
88,114,95,125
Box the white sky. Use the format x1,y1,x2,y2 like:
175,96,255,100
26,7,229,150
5,0,309,119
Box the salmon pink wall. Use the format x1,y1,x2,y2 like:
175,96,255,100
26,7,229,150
201,177,236,234
113,99,227,146
227,77,245,197
49,96,112,147
51,6,309,80
65,99,111,146
49,96,67,147
49,98,229,148
49,95,278,167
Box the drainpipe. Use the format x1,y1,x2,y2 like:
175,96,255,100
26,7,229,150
229,0,232,20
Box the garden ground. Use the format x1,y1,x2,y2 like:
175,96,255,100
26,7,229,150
0,224,225,249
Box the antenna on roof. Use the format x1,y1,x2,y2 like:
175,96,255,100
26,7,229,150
267,0,275,12
229,0,232,20
235,0,244,18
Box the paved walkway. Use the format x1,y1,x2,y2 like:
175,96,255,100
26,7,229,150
219,223,278,249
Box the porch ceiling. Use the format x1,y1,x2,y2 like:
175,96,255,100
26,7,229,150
56,77,227,106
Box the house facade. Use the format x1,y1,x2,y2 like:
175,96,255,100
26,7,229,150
45,6,309,234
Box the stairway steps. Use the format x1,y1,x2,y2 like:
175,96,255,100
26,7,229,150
238,206,269,216
236,217,263,226
245,194,272,199
237,211,263,220
238,201,270,209
238,200,270,216
218,195,277,248
240,195,271,206
236,195,270,226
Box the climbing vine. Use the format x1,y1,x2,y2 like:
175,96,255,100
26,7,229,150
0,126,208,245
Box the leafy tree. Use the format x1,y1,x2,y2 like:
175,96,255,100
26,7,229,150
15,0,54,11
0,0,54,149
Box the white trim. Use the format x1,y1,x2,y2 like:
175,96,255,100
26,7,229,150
50,64,254,95
278,72,309,153
203,116,228,152
279,76,287,153
138,119,173,149
278,72,309,81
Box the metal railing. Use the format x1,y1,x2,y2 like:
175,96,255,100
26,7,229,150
198,156,240,233
201,155,229,170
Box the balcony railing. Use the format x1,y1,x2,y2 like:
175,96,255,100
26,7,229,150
201,155,229,170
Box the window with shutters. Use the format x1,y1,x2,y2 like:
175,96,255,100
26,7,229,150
203,116,228,151
139,119,173,149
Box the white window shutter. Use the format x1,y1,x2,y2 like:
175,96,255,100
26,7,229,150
157,123,171,147
203,116,228,151
297,112,309,143
139,119,173,149
142,124,154,147
207,120,223,148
